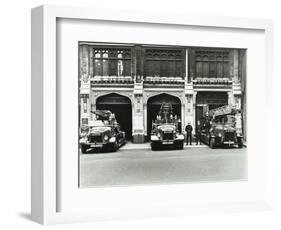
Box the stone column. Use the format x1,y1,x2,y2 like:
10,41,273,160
91,95,96,121
143,103,147,137
181,103,185,133
189,49,196,83
233,50,239,84
79,45,91,125
192,92,197,132
185,48,189,83
132,94,145,143
184,93,195,133
228,91,235,106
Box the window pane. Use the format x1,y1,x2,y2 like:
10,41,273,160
95,51,101,58
196,62,202,78
102,59,108,76
217,62,223,78
175,61,182,77
109,50,117,58
109,60,117,76
154,60,160,76
124,60,131,76
160,60,168,77
145,60,153,76
209,62,216,78
118,60,124,76
94,59,102,76
168,61,175,77
203,62,209,78
223,62,229,77
102,50,108,58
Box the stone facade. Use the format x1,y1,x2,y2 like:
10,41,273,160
79,42,247,143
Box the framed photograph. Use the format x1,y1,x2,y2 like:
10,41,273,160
31,5,275,225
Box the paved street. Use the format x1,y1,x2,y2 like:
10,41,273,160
79,144,247,187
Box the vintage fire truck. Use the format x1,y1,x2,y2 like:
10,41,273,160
79,110,126,153
199,105,243,148
150,104,184,150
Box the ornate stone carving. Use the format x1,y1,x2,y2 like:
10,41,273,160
82,74,89,83
144,92,184,105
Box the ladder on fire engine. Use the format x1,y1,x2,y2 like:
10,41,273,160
159,103,173,123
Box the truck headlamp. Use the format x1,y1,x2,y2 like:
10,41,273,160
104,135,109,141
109,137,116,143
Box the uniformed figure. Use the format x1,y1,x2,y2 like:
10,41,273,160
195,126,202,145
185,122,193,145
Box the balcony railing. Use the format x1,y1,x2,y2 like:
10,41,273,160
144,76,185,87
193,78,232,88
92,76,134,83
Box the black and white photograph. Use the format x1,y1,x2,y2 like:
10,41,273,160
78,42,247,187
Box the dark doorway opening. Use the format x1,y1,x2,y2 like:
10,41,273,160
195,91,228,129
96,93,132,139
147,93,181,138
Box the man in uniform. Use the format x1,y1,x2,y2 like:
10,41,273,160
195,126,202,145
196,120,202,145
185,122,193,145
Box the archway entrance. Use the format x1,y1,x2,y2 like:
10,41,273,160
195,91,228,129
96,93,132,139
147,93,181,137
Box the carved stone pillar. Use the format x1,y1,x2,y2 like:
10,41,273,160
132,94,145,143
184,93,195,133
189,49,196,83
79,45,91,126
192,92,197,132
233,50,239,84
181,103,185,133
91,102,96,120
143,103,147,137
185,48,189,83
228,91,235,106
80,94,90,125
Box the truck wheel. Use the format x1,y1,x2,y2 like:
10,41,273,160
210,138,215,149
81,144,88,154
112,142,118,152
237,138,243,148
177,141,184,150
151,142,158,151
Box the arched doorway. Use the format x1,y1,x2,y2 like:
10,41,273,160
147,93,181,137
96,93,132,139
195,91,228,129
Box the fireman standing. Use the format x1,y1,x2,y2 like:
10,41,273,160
185,122,193,145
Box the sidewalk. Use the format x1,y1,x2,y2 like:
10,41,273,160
123,141,207,150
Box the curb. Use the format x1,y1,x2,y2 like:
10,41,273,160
121,144,208,151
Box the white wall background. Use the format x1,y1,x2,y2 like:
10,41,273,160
0,0,280,229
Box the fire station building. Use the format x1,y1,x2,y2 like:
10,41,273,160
79,42,247,143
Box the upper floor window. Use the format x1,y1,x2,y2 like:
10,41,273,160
144,49,184,78
93,48,132,77
195,50,229,78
